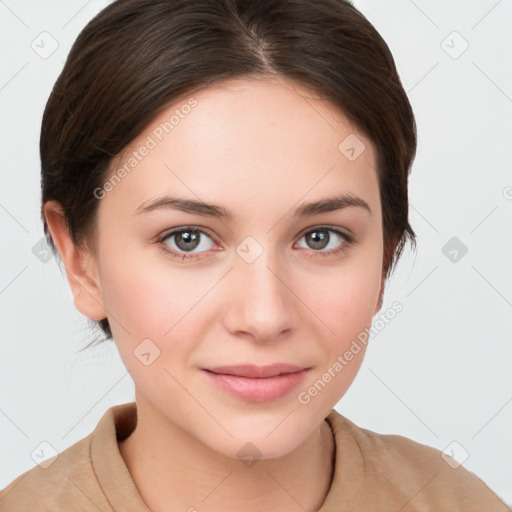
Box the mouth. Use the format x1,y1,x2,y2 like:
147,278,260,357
201,364,310,402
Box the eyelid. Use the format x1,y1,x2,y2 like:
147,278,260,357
294,224,354,241
160,222,210,233
158,224,353,245
157,225,218,242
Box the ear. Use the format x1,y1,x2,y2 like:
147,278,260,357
43,200,107,321
374,274,385,315
374,235,398,315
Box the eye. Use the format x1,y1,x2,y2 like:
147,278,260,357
158,227,218,261
295,226,353,257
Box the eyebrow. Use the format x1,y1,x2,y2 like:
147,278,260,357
135,193,371,220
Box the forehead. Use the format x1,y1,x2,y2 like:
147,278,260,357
100,76,380,222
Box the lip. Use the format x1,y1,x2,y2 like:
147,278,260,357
202,364,310,402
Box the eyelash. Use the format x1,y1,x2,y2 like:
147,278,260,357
156,225,354,262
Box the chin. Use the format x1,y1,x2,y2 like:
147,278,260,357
206,432,309,464
199,408,321,462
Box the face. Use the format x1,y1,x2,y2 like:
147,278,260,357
89,77,384,459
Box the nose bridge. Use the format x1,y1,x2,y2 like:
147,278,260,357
224,236,298,341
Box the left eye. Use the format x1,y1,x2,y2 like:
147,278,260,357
296,227,349,253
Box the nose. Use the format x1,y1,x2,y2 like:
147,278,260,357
222,246,300,344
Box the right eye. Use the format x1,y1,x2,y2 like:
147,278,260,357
157,227,219,261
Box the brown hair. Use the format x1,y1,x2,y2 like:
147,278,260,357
41,0,417,343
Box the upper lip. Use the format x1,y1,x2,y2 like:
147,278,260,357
203,364,309,378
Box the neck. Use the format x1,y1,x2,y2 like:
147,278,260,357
118,392,335,512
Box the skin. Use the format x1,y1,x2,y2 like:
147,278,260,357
44,75,388,512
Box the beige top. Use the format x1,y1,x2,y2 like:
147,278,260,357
0,402,508,511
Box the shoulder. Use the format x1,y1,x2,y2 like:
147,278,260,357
326,409,509,511
0,429,111,511
0,403,139,511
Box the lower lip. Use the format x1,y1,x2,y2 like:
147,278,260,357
202,369,309,402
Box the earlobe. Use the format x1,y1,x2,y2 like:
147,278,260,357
43,200,107,322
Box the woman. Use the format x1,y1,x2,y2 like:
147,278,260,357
0,0,507,510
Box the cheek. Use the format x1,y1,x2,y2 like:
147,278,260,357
99,243,196,336
296,240,383,396
99,254,219,374
100,269,166,337
294,274,379,414
100,266,196,401
309,251,382,341
312,272,379,329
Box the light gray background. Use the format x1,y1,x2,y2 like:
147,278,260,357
1,0,511,504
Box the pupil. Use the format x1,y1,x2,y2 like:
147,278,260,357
177,230,199,251
308,230,328,250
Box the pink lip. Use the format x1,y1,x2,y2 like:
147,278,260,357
202,364,310,402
